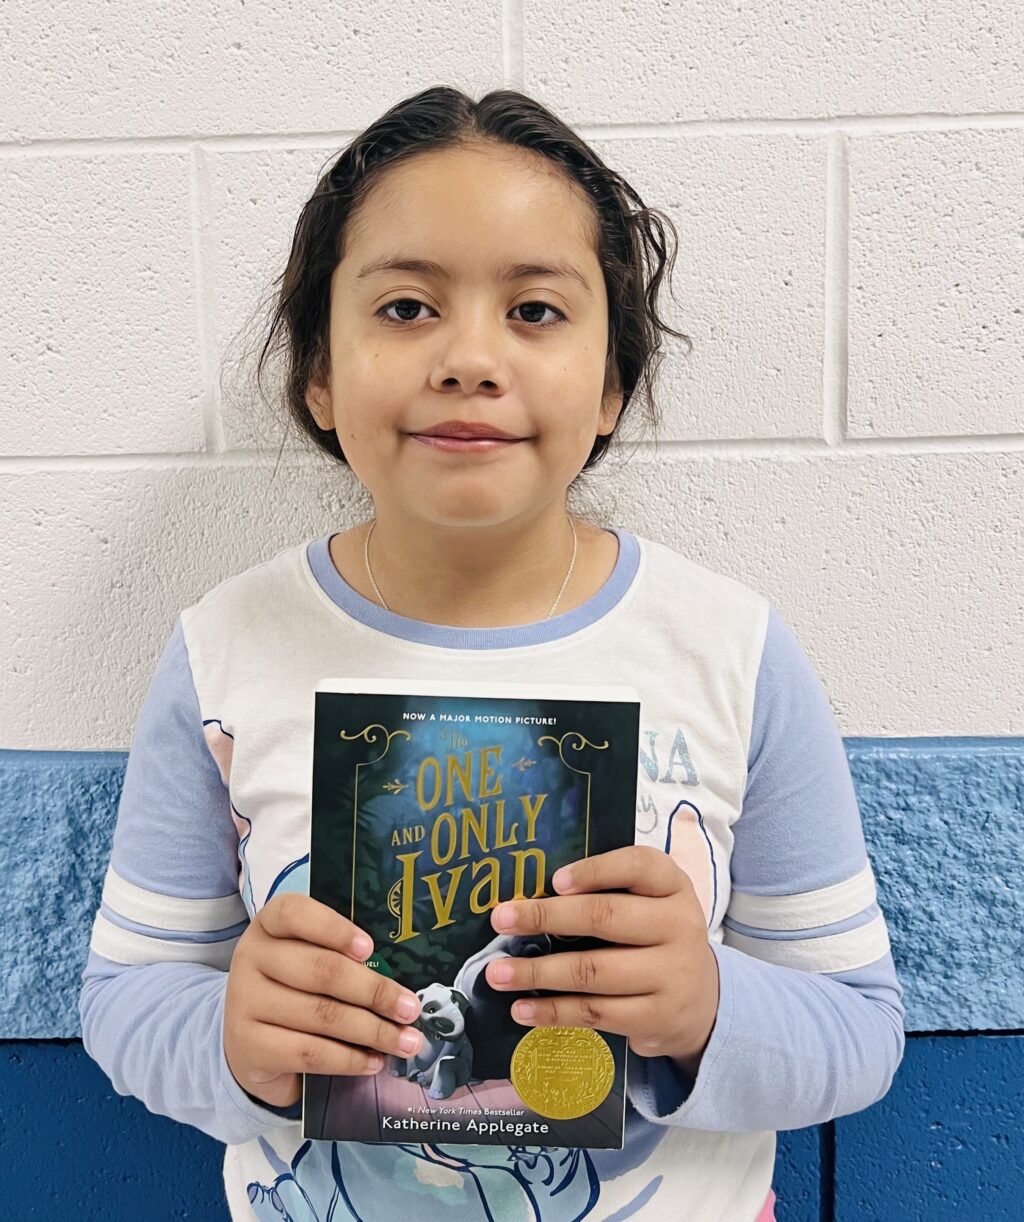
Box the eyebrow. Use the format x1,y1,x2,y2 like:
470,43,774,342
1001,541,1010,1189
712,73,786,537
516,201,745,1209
355,254,595,300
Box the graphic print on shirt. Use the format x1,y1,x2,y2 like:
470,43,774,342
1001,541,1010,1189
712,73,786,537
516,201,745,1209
636,724,718,927
664,801,718,930
244,1134,606,1222
636,725,699,839
202,720,257,920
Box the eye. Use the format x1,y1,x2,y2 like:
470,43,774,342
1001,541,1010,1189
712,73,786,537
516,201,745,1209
375,298,566,329
512,301,566,328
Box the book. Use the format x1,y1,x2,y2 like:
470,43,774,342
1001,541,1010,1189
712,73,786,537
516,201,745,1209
302,676,641,1148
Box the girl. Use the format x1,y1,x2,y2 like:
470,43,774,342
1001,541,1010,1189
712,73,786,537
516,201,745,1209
79,85,905,1222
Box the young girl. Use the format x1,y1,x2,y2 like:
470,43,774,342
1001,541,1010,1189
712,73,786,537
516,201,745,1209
79,85,905,1222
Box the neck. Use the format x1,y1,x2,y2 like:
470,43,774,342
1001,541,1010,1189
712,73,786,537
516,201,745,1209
363,506,585,628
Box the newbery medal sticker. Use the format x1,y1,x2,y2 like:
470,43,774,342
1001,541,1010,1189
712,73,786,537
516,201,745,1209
511,1026,615,1120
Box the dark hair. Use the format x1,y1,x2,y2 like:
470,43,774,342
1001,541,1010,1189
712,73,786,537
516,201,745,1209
227,85,691,486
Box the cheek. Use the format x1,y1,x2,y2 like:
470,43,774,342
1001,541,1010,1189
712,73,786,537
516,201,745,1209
568,408,605,447
336,402,411,481
334,394,395,446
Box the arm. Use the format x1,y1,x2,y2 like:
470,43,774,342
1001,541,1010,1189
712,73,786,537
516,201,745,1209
628,604,906,1131
78,618,302,1144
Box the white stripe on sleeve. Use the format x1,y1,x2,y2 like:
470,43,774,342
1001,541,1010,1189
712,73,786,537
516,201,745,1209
727,860,878,931
722,912,891,974
88,910,241,971
100,864,248,933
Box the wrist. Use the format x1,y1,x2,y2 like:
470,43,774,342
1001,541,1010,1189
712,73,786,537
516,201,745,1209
245,1085,302,1115
663,943,721,1076
225,1048,300,1113
670,1048,705,1083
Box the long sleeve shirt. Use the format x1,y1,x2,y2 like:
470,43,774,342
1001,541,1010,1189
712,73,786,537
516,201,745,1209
79,526,905,1222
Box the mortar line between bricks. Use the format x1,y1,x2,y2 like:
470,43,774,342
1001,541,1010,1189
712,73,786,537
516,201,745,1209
2,435,1024,471
3,112,1024,156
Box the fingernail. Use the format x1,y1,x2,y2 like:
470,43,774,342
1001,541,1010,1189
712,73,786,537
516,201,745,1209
396,996,419,1022
489,960,514,984
514,1002,535,1023
399,1030,422,1054
493,903,515,930
352,935,373,958
552,867,575,892
367,1055,383,1071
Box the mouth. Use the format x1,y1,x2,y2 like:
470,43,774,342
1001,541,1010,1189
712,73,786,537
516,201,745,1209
406,418,528,453
409,434,524,453
412,419,524,440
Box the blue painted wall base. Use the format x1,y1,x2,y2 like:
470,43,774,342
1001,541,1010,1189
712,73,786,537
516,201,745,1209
834,1032,1023,1221
4,1033,1021,1220
2,741,1022,1219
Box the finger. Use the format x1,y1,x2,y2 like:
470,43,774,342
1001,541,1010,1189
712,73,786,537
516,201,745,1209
508,993,656,1040
485,946,657,996
246,1016,387,1077
491,891,667,946
551,845,684,899
253,972,424,1061
258,936,421,1026
258,891,376,962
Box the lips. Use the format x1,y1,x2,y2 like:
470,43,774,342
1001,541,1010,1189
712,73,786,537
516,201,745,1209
410,434,521,452
414,420,521,440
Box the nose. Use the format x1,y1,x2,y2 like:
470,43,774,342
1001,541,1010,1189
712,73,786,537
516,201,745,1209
430,307,509,394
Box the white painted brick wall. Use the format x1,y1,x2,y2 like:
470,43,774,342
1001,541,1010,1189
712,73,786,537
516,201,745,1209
2,1,1021,748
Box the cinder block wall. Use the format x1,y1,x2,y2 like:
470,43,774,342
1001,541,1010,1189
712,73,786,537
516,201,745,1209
2,3,1022,1219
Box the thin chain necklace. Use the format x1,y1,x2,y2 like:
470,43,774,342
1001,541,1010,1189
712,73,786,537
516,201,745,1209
363,515,578,620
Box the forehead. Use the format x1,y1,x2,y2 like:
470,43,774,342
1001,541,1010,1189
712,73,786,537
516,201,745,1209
344,144,599,272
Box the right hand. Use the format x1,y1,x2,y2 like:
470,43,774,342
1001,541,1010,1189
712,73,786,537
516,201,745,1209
223,892,425,1111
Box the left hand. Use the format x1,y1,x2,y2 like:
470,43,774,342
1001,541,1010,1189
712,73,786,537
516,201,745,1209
485,845,720,1068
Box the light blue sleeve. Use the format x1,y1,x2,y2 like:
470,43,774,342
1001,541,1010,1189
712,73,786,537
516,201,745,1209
77,618,303,1144
627,605,906,1131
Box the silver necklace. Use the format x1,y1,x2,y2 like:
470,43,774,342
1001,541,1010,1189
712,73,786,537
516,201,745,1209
363,515,578,620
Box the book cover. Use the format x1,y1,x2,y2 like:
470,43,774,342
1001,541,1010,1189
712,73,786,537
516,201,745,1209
302,677,640,1148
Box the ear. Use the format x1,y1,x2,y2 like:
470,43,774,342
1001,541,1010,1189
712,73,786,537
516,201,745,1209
305,383,333,432
452,989,471,1014
597,383,624,437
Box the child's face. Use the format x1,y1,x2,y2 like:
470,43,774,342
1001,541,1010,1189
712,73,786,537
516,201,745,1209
306,142,623,533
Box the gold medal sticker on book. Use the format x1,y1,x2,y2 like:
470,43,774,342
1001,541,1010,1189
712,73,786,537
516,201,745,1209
303,676,641,1149
511,1026,616,1120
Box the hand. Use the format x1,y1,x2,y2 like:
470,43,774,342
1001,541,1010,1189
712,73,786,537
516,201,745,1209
223,892,425,1111
484,845,720,1074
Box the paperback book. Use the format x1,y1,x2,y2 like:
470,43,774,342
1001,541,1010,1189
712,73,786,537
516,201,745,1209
302,676,641,1148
